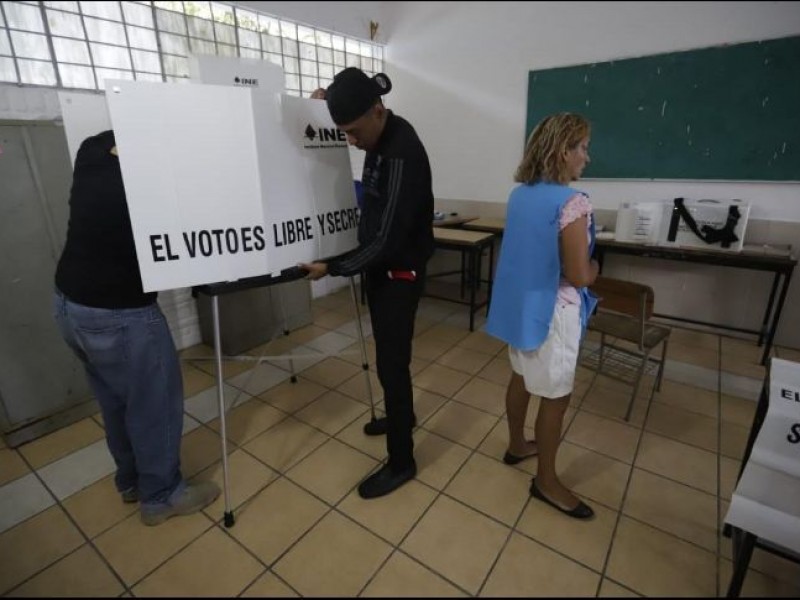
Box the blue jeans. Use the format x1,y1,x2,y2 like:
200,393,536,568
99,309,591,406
53,289,184,505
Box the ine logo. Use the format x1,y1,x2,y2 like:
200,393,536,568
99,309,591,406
303,124,346,148
233,76,258,86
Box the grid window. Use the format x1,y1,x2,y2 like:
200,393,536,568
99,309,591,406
0,0,384,91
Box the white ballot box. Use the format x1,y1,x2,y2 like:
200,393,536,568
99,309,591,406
615,198,750,252
724,358,800,555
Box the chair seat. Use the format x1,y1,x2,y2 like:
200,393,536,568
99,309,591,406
588,312,671,350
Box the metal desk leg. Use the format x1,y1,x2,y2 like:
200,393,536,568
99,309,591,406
758,272,781,347
212,296,234,528
469,246,478,331
761,267,793,365
727,527,756,597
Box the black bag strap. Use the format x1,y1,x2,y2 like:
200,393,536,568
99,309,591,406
667,198,741,248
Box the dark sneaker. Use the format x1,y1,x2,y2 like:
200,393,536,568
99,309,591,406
357,462,416,499
363,415,418,436
120,487,139,503
140,481,220,526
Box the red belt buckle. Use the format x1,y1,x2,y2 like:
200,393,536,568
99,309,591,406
387,269,417,281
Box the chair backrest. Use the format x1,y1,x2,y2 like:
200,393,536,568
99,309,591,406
589,277,655,349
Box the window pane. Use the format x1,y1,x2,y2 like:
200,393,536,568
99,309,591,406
0,57,17,82
53,37,90,63
154,1,182,12
345,38,359,55
45,2,79,13
284,72,298,90
80,1,122,21
299,59,316,77
10,31,51,60
281,37,297,57
91,42,131,69
235,8,258,31
345,52,360,68
5,2,45,33
318,62,332,79
238,28,258,49
240,47,259,59
299,41,315,61
59,63,94,88
319,77,331,89
46,10,85,39
95,66,133,89
280,21,296,40
166,74,188,83
211,2,233,24
263,51,281,67
187,15,213,40
359,42,372,58
156,8,185,35
127,25,157,50
297,25,314,45
188,37,214,55
258,15,278,35
372,57,382,72
0,30,12,55
18,58,57,85
84,17,124,44
214,21,234,44
122,2,153,28
333,50,344,67
315,30,331,48
216,42,235,57
261,33,279,53
184,1,211,21
131,48,159,72
317,47,331,64
162,53,187,76
283,56,297,74
159,32,187,55
136,71,163,82
332,34,344,51
301,75,317,92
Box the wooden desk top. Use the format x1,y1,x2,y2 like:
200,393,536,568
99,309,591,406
433,228,494,246
461,217,506,234
433,214,477,228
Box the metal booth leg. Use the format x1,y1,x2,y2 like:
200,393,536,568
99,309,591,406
211,296,234,527
349,277,378,432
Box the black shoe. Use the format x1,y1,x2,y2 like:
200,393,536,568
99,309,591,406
358,462,417,499
363,415,417,436
529,478,594,520
503,445,538,465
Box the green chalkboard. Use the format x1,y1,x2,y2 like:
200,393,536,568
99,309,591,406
525,36,800,180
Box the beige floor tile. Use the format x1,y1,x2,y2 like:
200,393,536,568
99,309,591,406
719,557,800,597
746,546,800,588
436,345,494,376
361,550,467,597
776,345,800,361
0,506,85,595
720,339,766,379
423,400,499,449
477,420,533,468
195,449,276,517
338,340,378,369
579,384,650,427
451,377,506,416
557,441,632,510
645,402,719,452
413,388,450,426
283,324,329,345
132,527,264,597
411,336,453,362
192,356,255,380
336,370,384,405
94,509,211,586
719,456,742,501
598,578,641,597
313,309,352,330
721,335,764,362
335,416,389,460
565,411,641,464
414,363,472,398
652,379,719,419
517,491,616,572
286,438,377,504
339,479,437,545
273,510,393,596
606,516,716,597
720,394,757,427
457,329,506,356
668,327,719,350
8,544,124,597
422,322,472,347
0,447,30,486
246,335,302,359
634,431,718,494
480,531,600,597
414,430,473,490
241,571,298,596
476,356,512,386
623,468,718,551
668,341,719,370
242,416,328,473
444,453,530,526
62,474,139,539
721,420,750,460
229,477,328,565
300,357,362,389
257,377,329,414
181,362,216,398
401,495,509,595
293,390,369,436
206,398,286,445
181,426,234,478
17,418,105,470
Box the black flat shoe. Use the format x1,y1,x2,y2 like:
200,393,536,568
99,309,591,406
363,415,417,436
358,462,416,499
530,478,594,520
503,446,538,465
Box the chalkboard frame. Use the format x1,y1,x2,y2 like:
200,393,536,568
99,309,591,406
525,36,800,181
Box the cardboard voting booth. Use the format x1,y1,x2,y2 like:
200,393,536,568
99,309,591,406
614,198,750,252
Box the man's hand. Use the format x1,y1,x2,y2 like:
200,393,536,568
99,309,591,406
299,262,328,280
310,88,326,100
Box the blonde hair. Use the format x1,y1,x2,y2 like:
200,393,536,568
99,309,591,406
514,113,590,184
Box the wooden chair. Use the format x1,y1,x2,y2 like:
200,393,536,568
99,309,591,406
582,276,671,421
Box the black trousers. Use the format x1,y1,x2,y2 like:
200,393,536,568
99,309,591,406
365,267,425,471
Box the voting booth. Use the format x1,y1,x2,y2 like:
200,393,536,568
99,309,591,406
614,198,751,252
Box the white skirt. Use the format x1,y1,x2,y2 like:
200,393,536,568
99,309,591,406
508,302,581,398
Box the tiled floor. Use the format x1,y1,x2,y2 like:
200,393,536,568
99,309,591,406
2,288,800,597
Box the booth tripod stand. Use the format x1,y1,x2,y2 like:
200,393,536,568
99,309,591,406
191,270,376,527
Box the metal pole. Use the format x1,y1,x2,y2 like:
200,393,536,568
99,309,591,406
212,296,234,527
274,284,297,383
349,277,378,430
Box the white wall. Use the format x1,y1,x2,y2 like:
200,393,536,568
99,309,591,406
381,1,800,221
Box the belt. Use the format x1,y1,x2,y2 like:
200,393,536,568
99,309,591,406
387,270,417,281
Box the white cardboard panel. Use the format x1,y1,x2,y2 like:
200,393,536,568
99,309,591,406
188,53,285,91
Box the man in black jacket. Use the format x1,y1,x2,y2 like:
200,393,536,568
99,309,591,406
301,67,434,499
